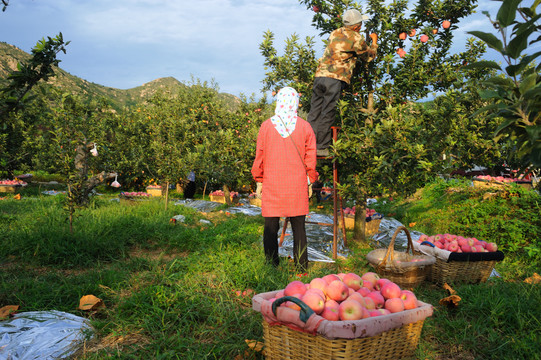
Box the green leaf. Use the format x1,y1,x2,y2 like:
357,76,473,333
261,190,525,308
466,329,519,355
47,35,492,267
519,73,538,94
506,51,541,76
470,103,503,118
467,31,505,53
523,85,541,100
507,27,535,59
497,0,521,27
478,89,501,99
484,76,514,87
494,118,518,136
463,60,502,71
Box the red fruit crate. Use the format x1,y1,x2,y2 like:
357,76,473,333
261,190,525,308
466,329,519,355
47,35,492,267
252,291,433,360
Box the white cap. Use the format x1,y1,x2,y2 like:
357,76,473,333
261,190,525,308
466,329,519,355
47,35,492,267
343,9,369,26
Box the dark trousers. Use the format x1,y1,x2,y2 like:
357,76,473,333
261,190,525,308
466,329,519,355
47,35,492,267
307,77,346,150
184,181,196,199
263,216,308,270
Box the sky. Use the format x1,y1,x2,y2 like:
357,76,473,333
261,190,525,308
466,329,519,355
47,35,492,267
0,0,536,98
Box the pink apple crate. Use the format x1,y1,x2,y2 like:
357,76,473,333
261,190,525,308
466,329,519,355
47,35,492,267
252,290,433,360
366,226,436,288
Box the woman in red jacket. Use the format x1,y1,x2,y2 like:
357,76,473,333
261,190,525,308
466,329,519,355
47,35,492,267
251,87,319,270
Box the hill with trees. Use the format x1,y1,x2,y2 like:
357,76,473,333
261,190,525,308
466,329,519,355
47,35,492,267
0,41,239,111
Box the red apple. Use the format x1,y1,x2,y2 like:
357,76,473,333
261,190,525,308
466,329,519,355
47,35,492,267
375,278,391,291
457,236,468,247
339,299,365,320
309,277,328,294
380,282,402,299
361,272,380,288
323,274,341,284
460,243,472,252
369,308,391,317
327,280,349,302
432,28,438,34
474,245,486,252
365,291,385,309
385,298,405,313
400,290,418,310
486,242,498,252
363,296,376,310
312,5,320,12
356,287,372,297
342,272,363,290
347,292,367,307
284,280,307,297
448,242,459,252
408,29,416,37
361,280,374,291
420,34,428,43
301,292,325,314
305,288,326,300
442,20,451,29
399,32,407,40
321,300,340,321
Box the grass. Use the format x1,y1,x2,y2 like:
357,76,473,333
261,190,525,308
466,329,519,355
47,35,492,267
1,180,540,359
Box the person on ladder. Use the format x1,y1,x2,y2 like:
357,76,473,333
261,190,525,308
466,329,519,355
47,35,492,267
251,87,319,271
307,8,378,157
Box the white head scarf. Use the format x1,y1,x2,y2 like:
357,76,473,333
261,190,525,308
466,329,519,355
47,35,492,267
270,87,299,138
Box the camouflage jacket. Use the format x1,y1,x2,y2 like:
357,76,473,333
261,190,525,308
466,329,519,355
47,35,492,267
315,27,377,84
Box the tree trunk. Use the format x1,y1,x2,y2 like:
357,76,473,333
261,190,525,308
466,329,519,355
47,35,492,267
365,91,375,127
223,184,232,206
353,194,368,244
165,181,169,211
202,181,208,200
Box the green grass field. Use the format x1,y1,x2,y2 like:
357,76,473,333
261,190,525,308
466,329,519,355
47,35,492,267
1,179,540,359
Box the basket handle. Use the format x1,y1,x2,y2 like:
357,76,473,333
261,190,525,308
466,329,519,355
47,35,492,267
380,226,414,267
271,296,315,323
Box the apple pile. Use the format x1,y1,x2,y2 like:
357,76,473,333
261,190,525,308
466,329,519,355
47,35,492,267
342,206,378,217
268,272,419,321
210,190,239,197
0,179,27,186
120,192,151,197
417,233,498,253
475,175,526,183
146,184,162,189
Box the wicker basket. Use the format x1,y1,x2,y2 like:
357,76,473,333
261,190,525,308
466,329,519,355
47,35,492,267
146,186,163,197
472,178,532,190
262,319,425,360
344,215,382,236
412,241,505,285
249,197,262,207
253,293,433,360
428,256,499,286
366,226,435,288
209,194,239,204
0,185,20,193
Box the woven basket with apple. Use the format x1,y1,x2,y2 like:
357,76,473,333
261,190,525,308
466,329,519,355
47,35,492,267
366,226,436,289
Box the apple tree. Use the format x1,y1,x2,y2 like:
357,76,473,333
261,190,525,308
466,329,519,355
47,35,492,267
49,93,118,232
0,33,69,177
261,0,498,240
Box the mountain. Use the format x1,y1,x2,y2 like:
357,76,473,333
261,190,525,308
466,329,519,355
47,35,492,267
0,42,239,110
